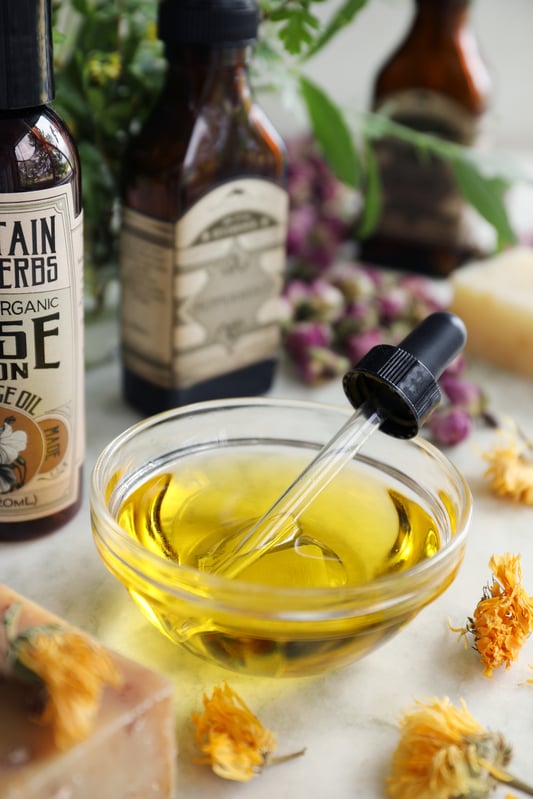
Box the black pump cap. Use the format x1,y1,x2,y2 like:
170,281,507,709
0,0,54,110
158,0,260,46
343,311,467,439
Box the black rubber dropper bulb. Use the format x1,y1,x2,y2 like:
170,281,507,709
342,311,467,439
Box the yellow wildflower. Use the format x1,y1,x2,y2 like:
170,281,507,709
3,603,121,750
483,425,533,504
192,682,304,782
451,553,533,677
386,697,533,799
88,52,122,84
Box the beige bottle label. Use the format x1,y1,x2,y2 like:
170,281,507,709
373,89,484,249
0,185,84,522
121,179,288,389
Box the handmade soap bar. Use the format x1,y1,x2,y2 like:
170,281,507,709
0,584,176,799
450,246,533,379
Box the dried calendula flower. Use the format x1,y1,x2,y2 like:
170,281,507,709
192,682,304,782
387,696,533,799
451,552,533,677
482,424,533,504
2,602,122,750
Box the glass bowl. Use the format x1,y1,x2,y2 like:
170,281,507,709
90,397,472,678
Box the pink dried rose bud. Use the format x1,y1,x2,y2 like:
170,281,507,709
305,279,345,322
295,346,350,385
440,373,487,415
286,205,316,256
377,286,411,323
328,262,376,301
345,328,386,365
284,321,333,361
428,406,474,446
442,353,468,377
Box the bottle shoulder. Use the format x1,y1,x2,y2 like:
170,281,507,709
373,26,491,114
123,91,286,220
0,106,81,209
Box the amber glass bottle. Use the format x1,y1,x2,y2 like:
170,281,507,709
0,0,84,540
120,0,288,416
359,0,491,277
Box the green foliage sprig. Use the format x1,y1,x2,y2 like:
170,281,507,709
257,0,520,249
52,0,165,308
52,0,526,313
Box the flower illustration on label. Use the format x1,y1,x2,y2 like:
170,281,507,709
0,416,28,493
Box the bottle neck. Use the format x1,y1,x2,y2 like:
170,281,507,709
164,44,252,68
414,0,471,30
0,0,54,110
163,44,254,106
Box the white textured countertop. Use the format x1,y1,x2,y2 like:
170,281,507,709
2,337,533,797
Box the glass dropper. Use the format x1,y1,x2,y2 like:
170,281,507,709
202,311,467,579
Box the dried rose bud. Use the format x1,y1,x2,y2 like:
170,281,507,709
345,328,386,365
286,205,316,256
305,279,345,322
428,406,473,446
284,321,332,361
442,353,468,377
377,286,411,323
295,346,350,385
440,374,487,416
328,261,376,301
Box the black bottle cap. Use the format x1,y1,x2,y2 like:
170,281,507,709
158,0,260,46
343,311,467,439
0,0,54,110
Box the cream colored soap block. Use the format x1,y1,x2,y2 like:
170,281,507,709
0,585,176,799
450,246,533,379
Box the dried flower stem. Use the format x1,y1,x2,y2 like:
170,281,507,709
479,761,533,797
270,748,307,767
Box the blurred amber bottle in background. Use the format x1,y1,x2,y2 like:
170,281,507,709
119,0,288,417
359,0,492,277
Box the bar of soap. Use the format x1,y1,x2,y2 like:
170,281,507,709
450,246,533,379
0,585,176,799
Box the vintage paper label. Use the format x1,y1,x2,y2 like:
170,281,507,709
120,179,288,389
372,89,483,248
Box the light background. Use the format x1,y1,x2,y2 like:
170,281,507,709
258,0,533,153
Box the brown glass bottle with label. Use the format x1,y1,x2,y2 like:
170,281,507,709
120,0,288,416
359,0,491,277
0,0,84,540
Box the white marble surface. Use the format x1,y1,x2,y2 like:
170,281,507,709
2,341,533,797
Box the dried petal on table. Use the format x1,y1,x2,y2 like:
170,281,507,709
450,553,533,677
192,682,276,782
386,696,532,799
483,424,533,504
191,682,305,782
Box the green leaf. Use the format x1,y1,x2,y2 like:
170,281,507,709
299,75,360,189
304,0,369,59
357,139,381,238
271,7,320,55
450,158,516,247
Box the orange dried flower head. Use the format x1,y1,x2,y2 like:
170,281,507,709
452,552,533,677
192,682,277,782
3,603,121,750
483,426,533,504
387,697,513,799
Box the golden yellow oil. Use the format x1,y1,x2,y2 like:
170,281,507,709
115,445,443,675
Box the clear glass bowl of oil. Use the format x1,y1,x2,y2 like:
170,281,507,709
90,398,472,678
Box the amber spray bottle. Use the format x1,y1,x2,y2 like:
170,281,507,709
119,0,288,416
0,0,84,540
359,0,491,277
